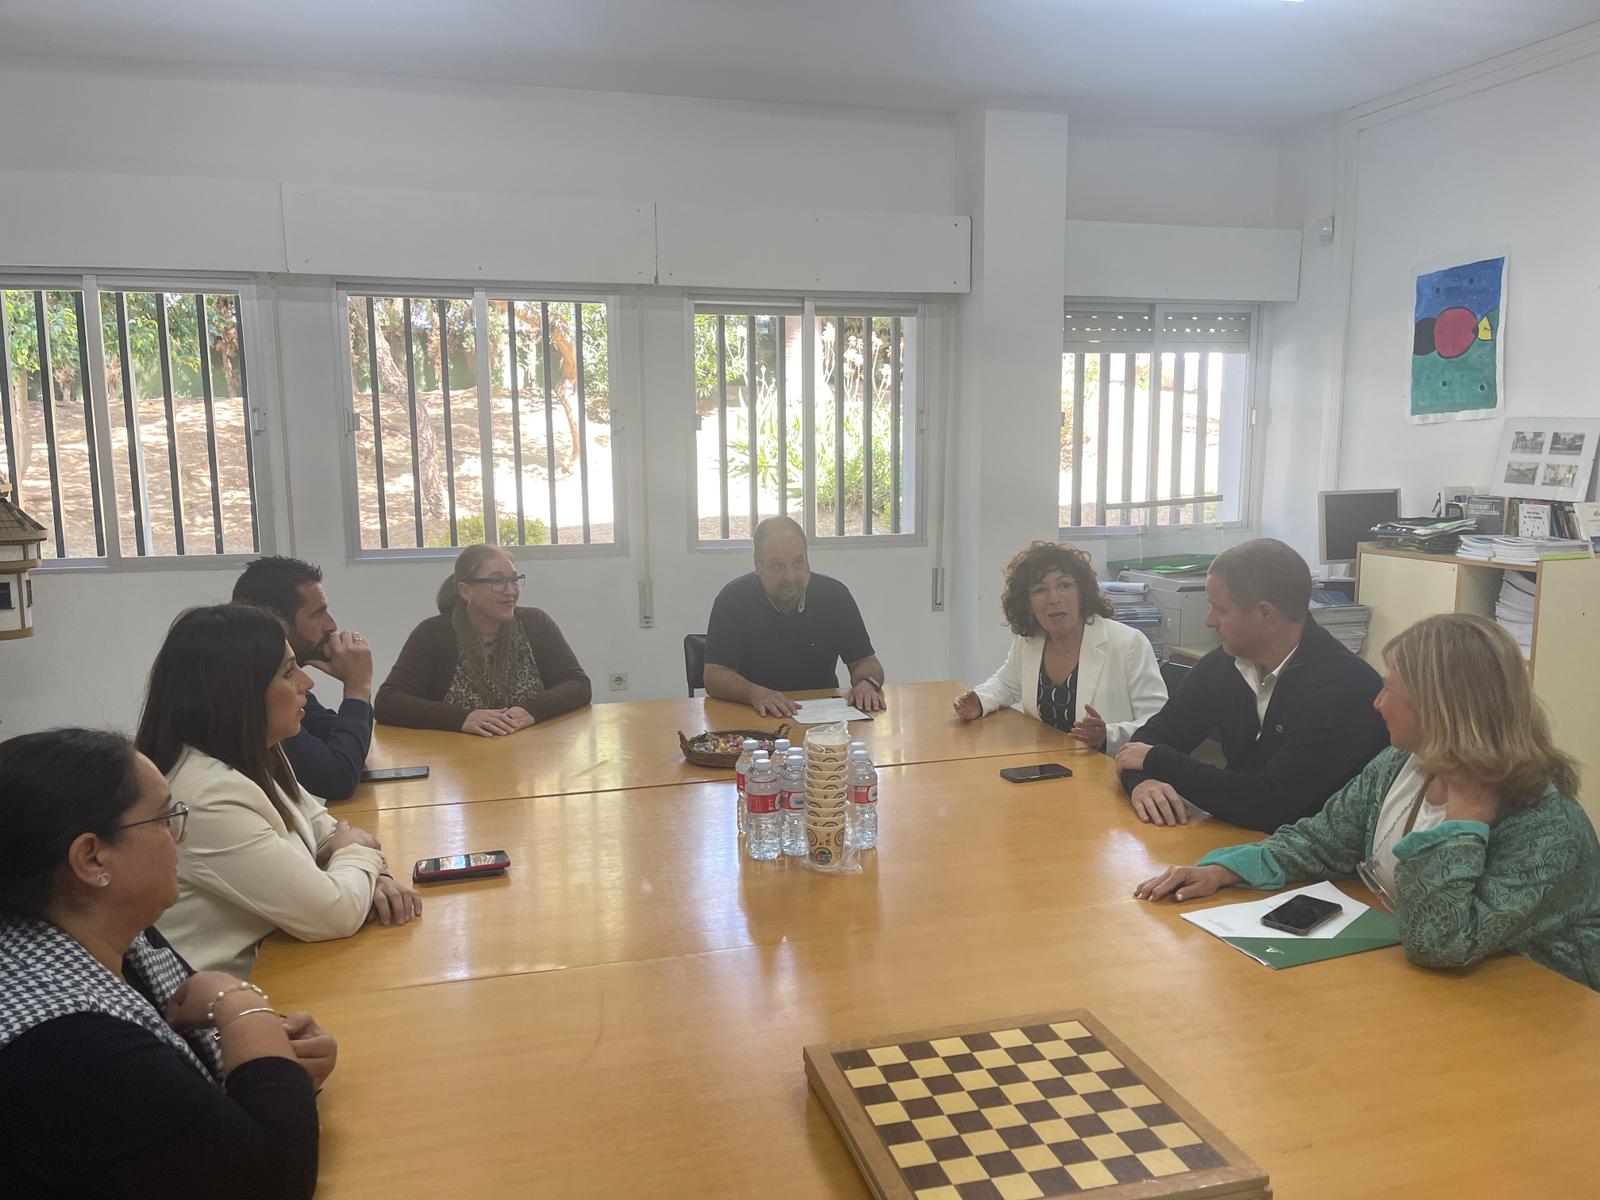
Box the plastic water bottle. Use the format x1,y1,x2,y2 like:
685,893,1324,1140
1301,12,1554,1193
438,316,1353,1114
847,749,879,850
734,738,759,836
780,749,807,857
744,752,782,861
848,740,867,761
773,738,792,760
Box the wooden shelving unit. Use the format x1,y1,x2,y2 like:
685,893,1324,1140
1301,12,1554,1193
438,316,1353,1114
1356,543,1600,824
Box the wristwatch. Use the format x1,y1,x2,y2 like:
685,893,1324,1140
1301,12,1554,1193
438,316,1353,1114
861,677,883,692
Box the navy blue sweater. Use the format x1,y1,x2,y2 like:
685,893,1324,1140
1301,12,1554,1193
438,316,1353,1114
1119,617,1389,832
281,690,372,802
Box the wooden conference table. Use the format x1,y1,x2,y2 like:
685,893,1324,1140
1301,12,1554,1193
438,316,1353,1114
252,683,1600,1199
337,682,1070,813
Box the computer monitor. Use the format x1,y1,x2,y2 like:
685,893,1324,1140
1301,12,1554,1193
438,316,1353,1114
1318,488,1401,566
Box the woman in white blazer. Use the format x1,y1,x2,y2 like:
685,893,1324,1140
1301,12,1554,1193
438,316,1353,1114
137,604,421,978
954,542,1167,753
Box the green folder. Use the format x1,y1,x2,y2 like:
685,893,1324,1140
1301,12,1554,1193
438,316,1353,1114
1214,906,1400,969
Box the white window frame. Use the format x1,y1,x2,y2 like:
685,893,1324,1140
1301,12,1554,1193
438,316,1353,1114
685,293,928,551
4,270,282,573
334,281,628,563
1059,299,1260,539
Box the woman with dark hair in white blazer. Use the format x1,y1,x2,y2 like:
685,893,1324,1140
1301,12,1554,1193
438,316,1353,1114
954,542,1167,753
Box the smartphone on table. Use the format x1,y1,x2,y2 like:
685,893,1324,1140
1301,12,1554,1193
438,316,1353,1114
412,850,512,884
362,765,430,782
999,763,1074,783
1260,894,1343,936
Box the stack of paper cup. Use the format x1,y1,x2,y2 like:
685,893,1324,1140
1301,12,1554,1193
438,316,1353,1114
803,723,851,872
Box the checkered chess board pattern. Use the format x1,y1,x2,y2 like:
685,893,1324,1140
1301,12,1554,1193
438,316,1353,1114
807,1012,1269,1200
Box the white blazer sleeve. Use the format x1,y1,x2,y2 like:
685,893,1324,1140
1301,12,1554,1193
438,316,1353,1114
307,795,340,854
180,773,385,944
971,637,1025,716
1102,629,1168,755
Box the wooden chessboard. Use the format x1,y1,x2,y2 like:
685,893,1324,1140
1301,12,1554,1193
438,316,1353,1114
804,1010,1270,1200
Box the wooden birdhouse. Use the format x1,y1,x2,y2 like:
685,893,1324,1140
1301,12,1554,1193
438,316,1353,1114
0,487,46,640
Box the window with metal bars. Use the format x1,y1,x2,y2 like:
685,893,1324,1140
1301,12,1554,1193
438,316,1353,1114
692,300,917,543
1059,303,1253,532
0,280,261,560
343,291,614,552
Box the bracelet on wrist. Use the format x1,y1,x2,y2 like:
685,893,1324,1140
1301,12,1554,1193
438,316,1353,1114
212,1005,280,1040
205,981,269,1029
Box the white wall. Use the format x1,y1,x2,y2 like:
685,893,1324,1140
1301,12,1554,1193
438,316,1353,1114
0,58,961,211
1255,35,1600,569
1338,51,1600,503
1066,127,1283,228
1059,124,1288,579
0,57,1293,735
0,57,963,733
949,110,1072,685
1258,116,1343,560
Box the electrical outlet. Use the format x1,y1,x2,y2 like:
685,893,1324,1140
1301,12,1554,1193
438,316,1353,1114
608,672,628,692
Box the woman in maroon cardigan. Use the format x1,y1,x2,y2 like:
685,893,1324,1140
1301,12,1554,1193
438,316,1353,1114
374,546,592,736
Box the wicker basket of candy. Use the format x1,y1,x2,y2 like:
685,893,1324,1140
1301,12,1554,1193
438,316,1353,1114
677,725,791,769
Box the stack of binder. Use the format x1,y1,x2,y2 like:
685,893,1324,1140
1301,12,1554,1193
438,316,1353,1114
1309,588,1371,656
1103,578,1165,659
1494,571,1537,658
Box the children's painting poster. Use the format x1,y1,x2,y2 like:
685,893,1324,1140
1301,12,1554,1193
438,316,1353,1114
1410,254,1506,424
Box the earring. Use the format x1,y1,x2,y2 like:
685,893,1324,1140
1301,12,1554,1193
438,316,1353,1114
95,874,110,888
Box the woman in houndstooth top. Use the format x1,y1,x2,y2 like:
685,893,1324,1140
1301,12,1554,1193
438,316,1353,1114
0,729,333,1197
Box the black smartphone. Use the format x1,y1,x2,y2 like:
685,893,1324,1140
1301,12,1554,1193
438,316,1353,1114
361,766,430,782
999,763,1074,783
413,850,511,884
1260,894,1343,936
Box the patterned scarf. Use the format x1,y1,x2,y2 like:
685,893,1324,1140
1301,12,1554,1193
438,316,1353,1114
0,918,224,1081
447,603,543,710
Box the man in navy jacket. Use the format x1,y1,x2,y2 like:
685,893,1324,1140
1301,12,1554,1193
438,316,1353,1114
233,556,373,802
1114,538,1388,833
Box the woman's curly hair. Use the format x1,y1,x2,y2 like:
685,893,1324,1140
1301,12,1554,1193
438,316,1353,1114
1000,541,1112,637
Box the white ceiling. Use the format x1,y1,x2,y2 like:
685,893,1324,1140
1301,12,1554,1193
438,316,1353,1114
3,0,1599,133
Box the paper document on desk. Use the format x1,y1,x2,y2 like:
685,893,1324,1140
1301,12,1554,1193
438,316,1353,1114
1180,881,1399,970
792,698,872,725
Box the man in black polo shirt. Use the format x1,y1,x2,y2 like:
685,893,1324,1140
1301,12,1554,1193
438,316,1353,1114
1113,538,1388,833
704,516,886,718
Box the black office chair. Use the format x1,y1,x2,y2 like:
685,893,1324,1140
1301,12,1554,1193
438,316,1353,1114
684,634,708,697
1160,658,1192,698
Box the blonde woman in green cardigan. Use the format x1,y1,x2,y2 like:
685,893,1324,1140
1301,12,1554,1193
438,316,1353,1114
1136,613,1600,991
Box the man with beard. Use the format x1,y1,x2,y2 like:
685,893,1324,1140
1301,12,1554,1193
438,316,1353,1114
703,517,886,718
232,556,374,800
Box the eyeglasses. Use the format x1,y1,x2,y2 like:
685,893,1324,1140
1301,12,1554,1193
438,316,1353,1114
466,573,526,593
120,802,189,845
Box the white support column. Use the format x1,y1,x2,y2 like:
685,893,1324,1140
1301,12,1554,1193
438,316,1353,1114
948,109,1071,684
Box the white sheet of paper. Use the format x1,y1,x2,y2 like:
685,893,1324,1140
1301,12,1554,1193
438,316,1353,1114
792,697,872,725
1180,880,1371,941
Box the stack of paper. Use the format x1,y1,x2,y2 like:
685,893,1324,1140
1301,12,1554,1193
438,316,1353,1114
1494,571,1537,658
1309,592,1371,656
1491,536,1539,566
1106,576,1166,660
1487,535,1592,564
1370,517,1478,554
792,698,872,725
1458,534,1496,561
1179,881,1399,969
1533,538,1595,560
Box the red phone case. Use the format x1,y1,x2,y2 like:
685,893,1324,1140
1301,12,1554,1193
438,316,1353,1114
412,851,511,883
